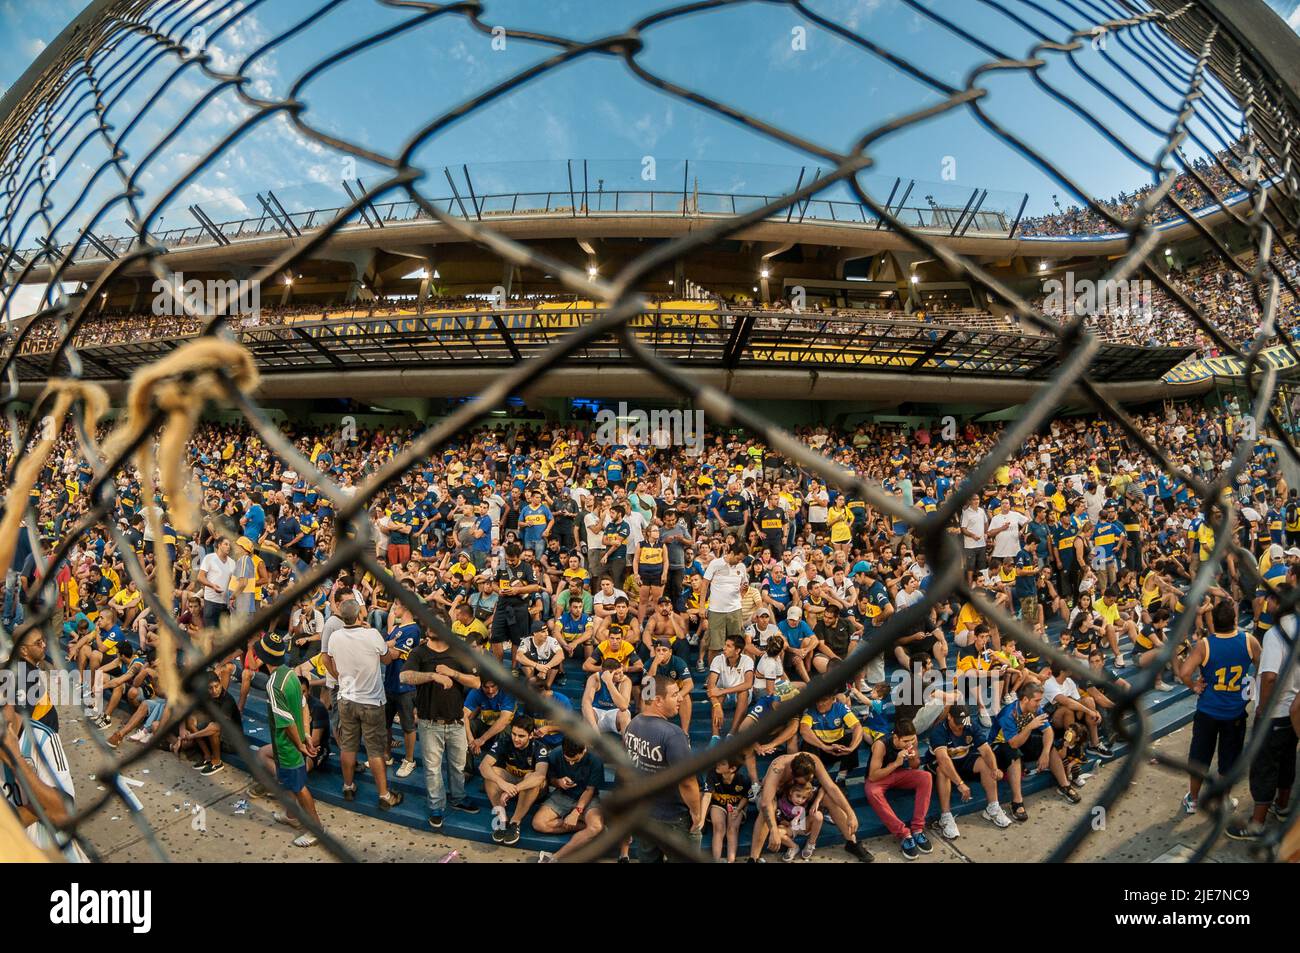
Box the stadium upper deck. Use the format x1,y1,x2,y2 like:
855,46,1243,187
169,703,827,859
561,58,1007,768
6,155,1271,291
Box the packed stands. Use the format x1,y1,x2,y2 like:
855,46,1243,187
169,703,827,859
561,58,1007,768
10,391,1296,859
1017,138,1260,238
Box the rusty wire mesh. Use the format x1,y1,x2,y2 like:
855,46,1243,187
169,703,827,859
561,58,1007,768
1,0,1299,864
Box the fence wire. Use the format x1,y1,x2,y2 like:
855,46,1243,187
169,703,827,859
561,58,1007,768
0,0,1298,864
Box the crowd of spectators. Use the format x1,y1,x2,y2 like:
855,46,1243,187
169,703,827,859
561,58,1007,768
4,390,1299,861
1039,248,1300,354
1018,139,1258,238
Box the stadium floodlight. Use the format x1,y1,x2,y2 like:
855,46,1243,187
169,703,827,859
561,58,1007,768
760,268,770,279
910,275,919,283
587,265,598,277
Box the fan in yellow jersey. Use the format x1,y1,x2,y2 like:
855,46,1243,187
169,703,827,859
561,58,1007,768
451,602,490,647
633,524,669,623
583,600,644,679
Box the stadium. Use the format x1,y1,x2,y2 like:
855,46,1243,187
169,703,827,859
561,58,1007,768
1,0,1299,892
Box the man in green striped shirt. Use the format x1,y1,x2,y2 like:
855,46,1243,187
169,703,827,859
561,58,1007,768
259,633,325,848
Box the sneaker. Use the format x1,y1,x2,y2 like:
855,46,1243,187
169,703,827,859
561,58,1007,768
292,832,318,848
538,851,556,863
842,839,874,863
745,857,765,863
782,844,799,862
378,791,404,811
709,735,721,747
93,715,111,730
1154,681,1175,692
384,756,394,767
1224,821,1264,842
696,659,706,672
342,784,357,802
451,799,481,814
106,734,122,749
900,836,919,860
397,760,416,778
800,844,817,860
1002,692,1016,705
983,804,1012,828
1057,785,1081,804
1114,654,1127,668
938,813,961,839
978,709,992,729
912,830,933,854
1087,741,1114,758
199,761,226,777
428,812,444,830
1181,792,1197,815
191,758,211,770
129,730,150,743
491,825,507,844
502,821,521,846
1270,801,1291,822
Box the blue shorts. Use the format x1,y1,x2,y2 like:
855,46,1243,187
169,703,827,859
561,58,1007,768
277,763,308,794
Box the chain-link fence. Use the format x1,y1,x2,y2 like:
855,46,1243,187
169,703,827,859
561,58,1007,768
2,0,1299,864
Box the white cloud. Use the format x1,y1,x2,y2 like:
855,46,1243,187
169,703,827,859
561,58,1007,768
595,100,675,150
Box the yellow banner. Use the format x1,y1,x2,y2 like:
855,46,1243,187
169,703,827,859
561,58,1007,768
1164,340,1300,384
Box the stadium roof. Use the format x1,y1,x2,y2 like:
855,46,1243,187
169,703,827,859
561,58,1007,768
11,305,1194,405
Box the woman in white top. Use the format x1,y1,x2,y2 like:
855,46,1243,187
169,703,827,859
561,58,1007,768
753,636,788,695
806,482,830,536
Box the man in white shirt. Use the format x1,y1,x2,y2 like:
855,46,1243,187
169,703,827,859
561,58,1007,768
624,505,647,554
591,576,628,618
323,600,404,811
583,499,607,579
703,543,749,670
1230,609,1300,840
1,701,87,861
197,537,236,630
987,499,1028,560
959,501,988,583
706,633,755,743
1043,663,1106,754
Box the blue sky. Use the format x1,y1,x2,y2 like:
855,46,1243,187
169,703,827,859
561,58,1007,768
1,0,1298,252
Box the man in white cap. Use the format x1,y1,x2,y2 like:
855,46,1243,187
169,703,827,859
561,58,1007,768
778,605,817,682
